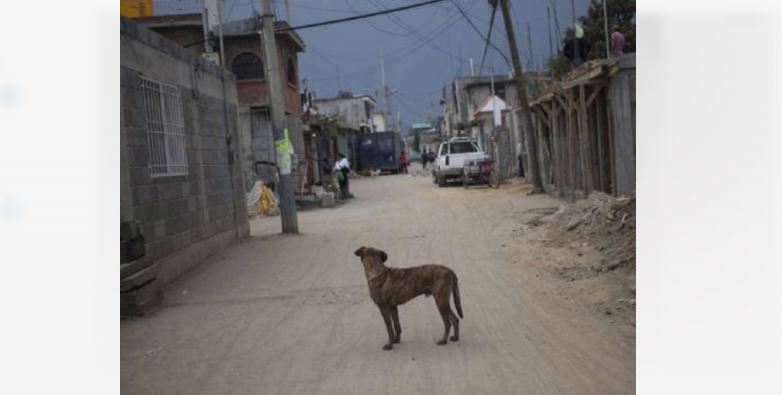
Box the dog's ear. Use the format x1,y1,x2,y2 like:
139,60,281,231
378,250,388,263
354,246,365,257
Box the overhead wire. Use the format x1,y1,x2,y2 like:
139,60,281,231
275,0,448,32
367,0,470,67
448,0,511,68
343,0,435,37
478,3,497,73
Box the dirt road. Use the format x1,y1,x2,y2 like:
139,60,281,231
121,169,635,394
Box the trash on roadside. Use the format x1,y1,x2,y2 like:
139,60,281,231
246,181,280,217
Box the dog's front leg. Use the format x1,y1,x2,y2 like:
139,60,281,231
379,307,395,350
390,306,402,343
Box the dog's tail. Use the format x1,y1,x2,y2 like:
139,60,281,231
452,274,463,319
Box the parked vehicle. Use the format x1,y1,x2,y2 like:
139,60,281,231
462,158,499,188
432,137,488,187
355,131,404,173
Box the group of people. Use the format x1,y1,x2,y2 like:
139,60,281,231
317,146,443,195
320,153,352,200
420,149,436,170
563,24,626,67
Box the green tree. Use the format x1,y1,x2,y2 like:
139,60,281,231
544,53,571,80
580,0,636,56
413,129,421,154
543,0,635,79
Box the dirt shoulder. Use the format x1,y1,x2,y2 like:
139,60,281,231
500,190,636,336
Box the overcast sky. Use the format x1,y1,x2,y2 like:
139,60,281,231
153,0,591,126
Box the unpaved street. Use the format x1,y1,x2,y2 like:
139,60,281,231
121,170,635,394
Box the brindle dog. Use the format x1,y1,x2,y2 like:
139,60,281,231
354,246,463,350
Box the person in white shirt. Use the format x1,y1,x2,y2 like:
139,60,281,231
335,153,351,199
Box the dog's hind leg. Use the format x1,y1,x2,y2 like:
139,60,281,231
448,307,460,342
379,307,395,350
435,297,452,345
390,306,402,343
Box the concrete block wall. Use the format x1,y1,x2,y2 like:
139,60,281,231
609,54,636,195
121,17,250,308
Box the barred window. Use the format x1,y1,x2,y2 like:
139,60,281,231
140,77,188,177
287,56,297,85
232,52,264,80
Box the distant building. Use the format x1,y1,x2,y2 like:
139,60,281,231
311,94,376,167
372,111,389,132
443,74,543,177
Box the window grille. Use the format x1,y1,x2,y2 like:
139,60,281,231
232,52,264,80
140,76,188,177
287,56,297,85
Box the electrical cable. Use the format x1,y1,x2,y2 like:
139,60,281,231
449,0,510,68
275,0,447,32
478,3,497,73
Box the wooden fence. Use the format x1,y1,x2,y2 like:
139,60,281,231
529,54,635,202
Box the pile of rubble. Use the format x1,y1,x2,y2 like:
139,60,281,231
547,192,636,274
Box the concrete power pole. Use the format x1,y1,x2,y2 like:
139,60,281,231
495,0,544,193
260,0,299,233
380,50,389,131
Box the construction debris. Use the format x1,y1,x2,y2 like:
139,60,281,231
546,192,636,273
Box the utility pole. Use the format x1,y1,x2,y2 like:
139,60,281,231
526,22,535,71
380,50,390,130
602,0,610,58
260,0,299,233
380,50,386,110
201,3,213,54
547,6,554,57
571,0,579,65
217,0,226,66
494,0,543,193
550,0,562,50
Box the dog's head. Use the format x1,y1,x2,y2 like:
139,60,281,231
354,246,388,263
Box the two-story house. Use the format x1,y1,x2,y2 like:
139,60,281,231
135,13,306,193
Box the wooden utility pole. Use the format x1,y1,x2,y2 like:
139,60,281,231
602,0,610,58
495,0,543,193
260,0,299,233
546,6,554,57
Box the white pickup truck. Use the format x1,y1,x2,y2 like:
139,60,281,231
432,137,488,187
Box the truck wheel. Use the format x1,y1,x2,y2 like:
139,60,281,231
437,174,446,187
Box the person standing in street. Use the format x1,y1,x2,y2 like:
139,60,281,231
320,155,335,192
399,150,409,174
335,153,352,199
610,25,626,57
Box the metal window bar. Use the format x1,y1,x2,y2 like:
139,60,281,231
140,77,188,177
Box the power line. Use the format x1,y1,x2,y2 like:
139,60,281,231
343,0,434,37
272,0,355,15
449,0,511,68
479,3,498,73
275,0,447,32
367,0,467,66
